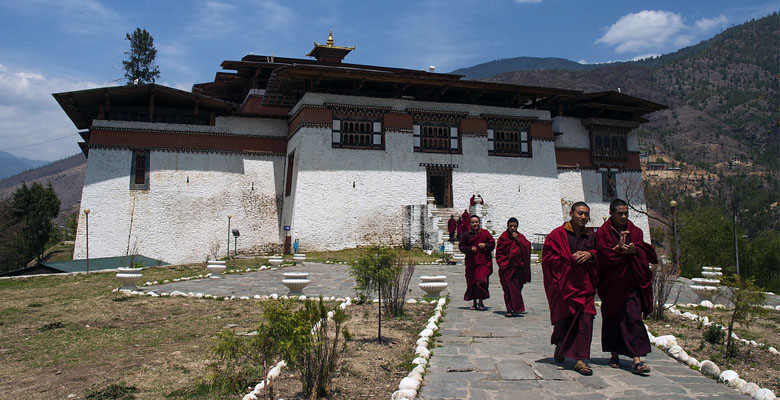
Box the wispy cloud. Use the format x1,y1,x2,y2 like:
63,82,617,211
189,1,237,38
515,0,543,3
596,10,729,54
0,63,104,160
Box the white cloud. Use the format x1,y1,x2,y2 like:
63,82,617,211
631,53,661,61
596,10,730,54
515,0,542,3
0,63,104,160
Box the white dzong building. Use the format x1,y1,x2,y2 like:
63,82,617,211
54,33,664,264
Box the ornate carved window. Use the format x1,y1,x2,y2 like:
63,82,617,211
130,150,150,190
413,124,460,154
332,119,383,150
488,129,531,157
591,133,628,160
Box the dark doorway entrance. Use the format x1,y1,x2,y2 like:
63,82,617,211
426,167,452,208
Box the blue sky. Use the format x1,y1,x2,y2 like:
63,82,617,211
0,0,776,161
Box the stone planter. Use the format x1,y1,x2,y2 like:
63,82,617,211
293,254,307,266
269,256,284,268
282,272,310,295
206,260,227,278
453,254,465,265
116,267,143,290
419,275,448,297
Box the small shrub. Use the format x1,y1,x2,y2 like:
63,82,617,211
85,382,137,400
704,324,725,344
27,302,43,308
39,322,64,331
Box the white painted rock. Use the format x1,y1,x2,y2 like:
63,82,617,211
438,298,447,306
420,328,434,338
426,322,438,331
719,370,739,386
411,357,427,366
415,346,431,358
742,382,760,396
339,302,348,310
768,347,779,355
399,377,421,391
677,350,689,363
270,293,278,299
686,357,699,367
699,300,714,308
299,295,307,300
667,345,684,357
253,295,261,299
406,299,418,304
700,360,720,377
702,316,710,326
416,337,429,346
754,388,776,400
412,364,426,375
750,340,758,347
391,389,417,400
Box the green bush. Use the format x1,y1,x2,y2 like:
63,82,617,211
703,323,725,344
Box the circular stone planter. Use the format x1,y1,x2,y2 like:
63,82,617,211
282,272,310,295
206,260,227,278
419,275,448,297
116,267,143,290
293,254,307,266
453,254,465,265
268,256,284,268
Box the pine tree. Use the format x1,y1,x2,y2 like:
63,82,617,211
122,28,160,85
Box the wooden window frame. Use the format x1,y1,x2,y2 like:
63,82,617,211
487,128,532,157
332,118,384,150
129,150,150,190
285,151,295,197
413,123,460,154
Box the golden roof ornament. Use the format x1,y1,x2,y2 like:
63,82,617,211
327,30,334,46
307,30,355,60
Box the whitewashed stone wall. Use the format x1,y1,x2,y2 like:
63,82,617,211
553,116,590,149
73,148,284,264
284,93,562,251
557,169,651,242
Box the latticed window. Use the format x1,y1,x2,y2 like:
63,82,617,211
592,134,627,160
488,129,530,157
413,124,459,153
332,119,383,150
130,150,150,190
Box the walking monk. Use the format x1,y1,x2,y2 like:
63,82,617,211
542,202,597,375
459,215,495,311
595,199,657,375
495,217,532,317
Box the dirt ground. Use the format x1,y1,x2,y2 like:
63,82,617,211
0,269,434,400
645,307,780,393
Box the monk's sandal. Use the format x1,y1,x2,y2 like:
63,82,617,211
631,361,650,375
574,361,593,376
608,355,620,368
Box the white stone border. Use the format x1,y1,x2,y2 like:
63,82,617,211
646,303,777,400
392,296,447,400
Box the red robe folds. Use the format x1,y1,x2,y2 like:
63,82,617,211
542,224,598,324
542,223,598,360
495,230,532,313
595,219,657,357
595,219,657,318
458,210,470,237
459,228,495,301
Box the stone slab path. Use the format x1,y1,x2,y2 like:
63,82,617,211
418,264,745,400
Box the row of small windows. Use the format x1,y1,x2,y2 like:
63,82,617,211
594,135,627,152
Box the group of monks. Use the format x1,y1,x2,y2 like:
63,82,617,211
456,198,657,377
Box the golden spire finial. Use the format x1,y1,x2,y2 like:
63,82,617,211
327,30,334,46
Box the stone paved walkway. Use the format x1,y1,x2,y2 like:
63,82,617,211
418,264,744,400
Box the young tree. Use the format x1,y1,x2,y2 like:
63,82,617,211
718,274,765,356
10,182,60,264
122,28,160,84
349,247,400,342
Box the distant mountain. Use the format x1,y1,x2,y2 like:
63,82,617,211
485,12,779,168
0,153,86,222
450,56,601,79
0,150,49,180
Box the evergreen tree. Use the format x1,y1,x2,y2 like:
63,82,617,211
10,182,60,264
122,28,160,84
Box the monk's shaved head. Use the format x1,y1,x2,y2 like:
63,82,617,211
609,199,628,212
571,201,589,212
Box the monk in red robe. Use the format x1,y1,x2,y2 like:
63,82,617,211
495,217,532,317
458,209,470,238
459,215,495,310
447,215,457,242
542,201,597,375
595,199,657,375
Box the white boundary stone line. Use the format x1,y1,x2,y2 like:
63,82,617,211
646,302,777,400
392,296,447,400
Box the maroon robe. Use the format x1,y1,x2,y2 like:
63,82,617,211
542,222,598,359
495,230,531,313
458,210,470,237
595,218,657,357
459,228,495,301
447,217,457,241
